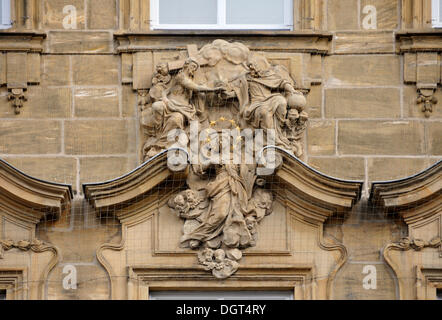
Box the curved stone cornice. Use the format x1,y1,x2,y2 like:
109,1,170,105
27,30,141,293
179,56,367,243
273,148,363,218
83,149,188,212
83,148,363,222
369,160,441,223
0,158,72,224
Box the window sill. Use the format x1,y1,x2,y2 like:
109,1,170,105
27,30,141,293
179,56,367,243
114,30,332,54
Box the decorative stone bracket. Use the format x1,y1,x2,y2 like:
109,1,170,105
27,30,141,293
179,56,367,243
417,87,438,117
0,32,45,114
397,31,442,118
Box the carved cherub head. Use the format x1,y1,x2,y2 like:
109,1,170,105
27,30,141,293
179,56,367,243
251,188,273,221
183,189,200,209
214,249,226,263
169,189,201,215
247,54,271,78
287,109,300,127
172,194,187,213
156,62,169,76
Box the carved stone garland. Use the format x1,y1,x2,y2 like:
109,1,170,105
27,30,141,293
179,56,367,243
0,239,56,259
140,40,308,278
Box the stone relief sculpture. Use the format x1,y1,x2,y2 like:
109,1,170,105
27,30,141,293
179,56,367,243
8,88,27,114
140,40,308,278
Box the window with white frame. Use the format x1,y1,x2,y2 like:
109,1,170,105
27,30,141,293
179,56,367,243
432,0,442,28
0,0,11,29
150,0,293,30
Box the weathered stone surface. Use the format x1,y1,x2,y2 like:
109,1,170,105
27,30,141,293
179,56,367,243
74,88,119,118
48,32,113,54
0,53,5,85
325,55,400,86
308,157,365,180
43,0,85,29
47,265,110,300
27,54,41,84
0,87,71,119
327,0,359,31
333,262,397,300
72,55,118,85
325,88,401,118
87,0,117,29
333,32,394,54
417,52,440,85
305,85,322,118
80,157,133,184
427,122,442,155
404,53,417,83
307,120,336,156
338,121,425,155
6,52,27,89
121,53,133,84
367,157,430,181
0,121,61,154
122,86,137,118
64,120,131,155
42,55,70,86
361,0,399,30
4,157,77,189
133,52,154,89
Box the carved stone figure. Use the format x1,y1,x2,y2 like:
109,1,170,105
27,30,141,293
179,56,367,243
141,58,223,160
141,40,309,278
240,55,307,157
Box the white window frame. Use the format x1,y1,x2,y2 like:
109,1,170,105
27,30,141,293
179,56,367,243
0,0,11,29
432,0,442,28
150,0,293,30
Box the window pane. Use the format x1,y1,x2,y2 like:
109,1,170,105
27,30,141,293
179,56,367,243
226,0,285,25
0,289,6,300
437,288,442,300
159,0,217,24
439,0,442,22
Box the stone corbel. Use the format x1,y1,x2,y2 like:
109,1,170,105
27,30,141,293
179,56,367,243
0,32,45,115
396,31,442,118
